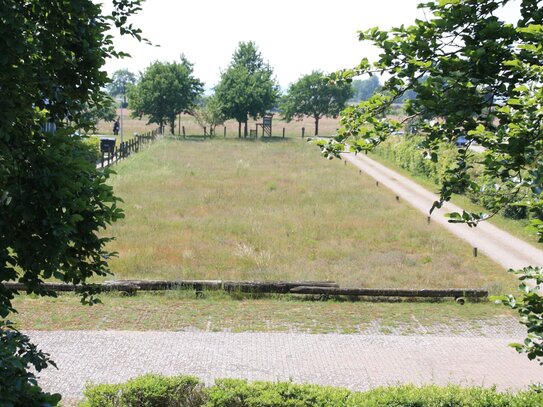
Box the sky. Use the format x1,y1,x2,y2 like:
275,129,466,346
103,0,518,92
103,0,428,91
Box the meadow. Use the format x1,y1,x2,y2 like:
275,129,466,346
99,136,516,294
93,110,338,139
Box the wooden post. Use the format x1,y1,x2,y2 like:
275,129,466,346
178,112,181,136
473,247,478,257
204,126,207,137
427,216,431,224
301,127,305,138
282,128,285,138
396,195,400,202
224,126,226,138
182,126,186,139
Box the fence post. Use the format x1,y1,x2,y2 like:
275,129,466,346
224,126,226,138
182,126,186,139
282,128,285,138
301,127,305,138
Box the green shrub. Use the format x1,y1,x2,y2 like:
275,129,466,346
374,135,533,220
80,374,204,407
81,136,102,163
80,375,543,407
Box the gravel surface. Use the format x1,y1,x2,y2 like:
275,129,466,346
342,152,543,270
29,330,542,401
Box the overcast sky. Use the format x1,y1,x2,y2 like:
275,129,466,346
103,0,518,92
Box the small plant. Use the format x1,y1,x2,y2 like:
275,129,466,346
496,267,543,366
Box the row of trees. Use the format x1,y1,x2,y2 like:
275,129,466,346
113,43,367,137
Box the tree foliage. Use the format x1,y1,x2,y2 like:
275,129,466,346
317,0,543,366
0,0,145,403
190,95,226,136
129,57,203,134
351,76,381,102
107,69,137,98
281,71,352,136
107,69,137,107
214,42,279,137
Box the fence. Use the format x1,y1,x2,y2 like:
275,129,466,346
99,128,161,169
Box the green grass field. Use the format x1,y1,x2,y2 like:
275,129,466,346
99,137,516,294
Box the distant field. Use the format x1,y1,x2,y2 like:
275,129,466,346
100,137,516,294
93,110,340,138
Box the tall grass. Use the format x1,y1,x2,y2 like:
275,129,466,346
93,111,340,138
102,137,516,294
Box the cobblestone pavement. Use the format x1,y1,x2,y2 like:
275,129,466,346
29,330,542,401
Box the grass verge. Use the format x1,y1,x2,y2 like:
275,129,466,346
12,292,519,336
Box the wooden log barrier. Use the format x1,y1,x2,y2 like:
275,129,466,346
289,286,487,299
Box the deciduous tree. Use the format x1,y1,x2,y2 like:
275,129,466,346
215,42,279,137
190,95,226,136
107,69,137,107
0,0,145,403
129,57,203,134
281,71,352,136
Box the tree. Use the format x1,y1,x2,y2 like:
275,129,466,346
281,71,352,136
107,69,137,107
81,96,117,130
351,76,381,102
190,95,226,136
0,0,144,403
318,0,543,366
215,42,279,137
129,57,203,135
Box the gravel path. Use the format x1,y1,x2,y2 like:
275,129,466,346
342,152,543,270
30,330,542,402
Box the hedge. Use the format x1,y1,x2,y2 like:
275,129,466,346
81,374,543,407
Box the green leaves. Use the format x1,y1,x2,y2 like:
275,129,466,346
129,58,203,134
1,1,146,403
496,267,543,365
214,42,279,135
281,71,352,136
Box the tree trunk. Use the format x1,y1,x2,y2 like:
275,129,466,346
244,121,248,138
238,121,241,138
169,120,175,135
314,115,320,136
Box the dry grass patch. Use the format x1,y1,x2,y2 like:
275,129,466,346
12,293,518,335
93,111,340,138
99,137,516,294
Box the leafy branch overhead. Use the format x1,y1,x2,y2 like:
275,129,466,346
320,0,543,367
323,0,543,240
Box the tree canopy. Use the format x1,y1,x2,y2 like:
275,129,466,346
351,76,381,103
190,95,226,136
214,42,279,137
281,71,352,136
107,69,137,107
318,0,543,365
129,57,203,134
0,0,144,403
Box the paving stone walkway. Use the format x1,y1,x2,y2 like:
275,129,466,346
29,330,543,402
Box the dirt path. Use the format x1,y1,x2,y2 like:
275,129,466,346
342,152,543,271
30,330,542,402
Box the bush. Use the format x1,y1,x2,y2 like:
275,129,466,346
81,136,101,163
80,374,204,407
374,135,531,220
81,375,543,407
